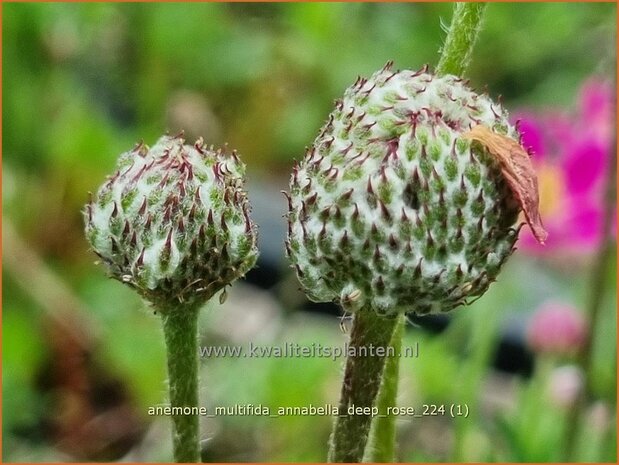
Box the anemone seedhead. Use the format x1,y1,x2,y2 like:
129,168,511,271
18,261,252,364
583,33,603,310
286,63,524,316
84,134,258,309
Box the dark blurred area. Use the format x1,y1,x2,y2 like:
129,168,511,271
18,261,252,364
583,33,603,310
3,2,616,462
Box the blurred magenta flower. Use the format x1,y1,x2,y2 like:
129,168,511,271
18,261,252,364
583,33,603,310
514,77,615,255
527,301,588,356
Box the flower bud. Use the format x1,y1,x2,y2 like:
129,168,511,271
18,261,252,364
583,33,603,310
286,63,522,315
527,302,588,356
84,134,258,309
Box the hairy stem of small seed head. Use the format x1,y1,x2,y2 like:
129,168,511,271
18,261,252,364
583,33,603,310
436,2,487,77
328,309,400,462
160,305,201,463
364,314,405,462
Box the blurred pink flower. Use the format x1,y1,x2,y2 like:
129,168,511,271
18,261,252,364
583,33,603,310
545,365,584,408
513,77,615,255
587,401,612,434
527,302,588,356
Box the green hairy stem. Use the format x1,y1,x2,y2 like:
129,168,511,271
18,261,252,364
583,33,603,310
328,310,400,462
437,2,487,77
161,306,201,463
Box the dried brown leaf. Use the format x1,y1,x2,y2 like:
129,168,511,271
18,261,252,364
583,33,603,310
462,125,548,244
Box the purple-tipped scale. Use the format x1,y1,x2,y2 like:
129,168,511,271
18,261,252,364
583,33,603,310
285,63,524,316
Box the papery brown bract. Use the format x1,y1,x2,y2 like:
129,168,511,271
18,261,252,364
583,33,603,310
463,124,547,244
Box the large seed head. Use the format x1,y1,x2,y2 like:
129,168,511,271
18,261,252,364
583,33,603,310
84,134,258,309
286,63,521,316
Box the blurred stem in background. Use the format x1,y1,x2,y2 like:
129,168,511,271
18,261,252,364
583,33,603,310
451,302,501,461
328,3,488,462
2,218,100,347
565,135,617,460
365,316,405,462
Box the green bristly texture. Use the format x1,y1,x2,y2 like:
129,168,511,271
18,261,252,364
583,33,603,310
436,2,487,77
328,309,400,462
161,306,201,463
364,314,405,462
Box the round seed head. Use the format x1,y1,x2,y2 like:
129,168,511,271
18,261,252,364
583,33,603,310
84,134,258,309
286,63,521,316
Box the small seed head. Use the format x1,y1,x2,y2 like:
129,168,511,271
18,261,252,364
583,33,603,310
84,134,258,309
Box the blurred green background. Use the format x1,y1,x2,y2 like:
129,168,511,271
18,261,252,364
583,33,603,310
2,2,617,462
